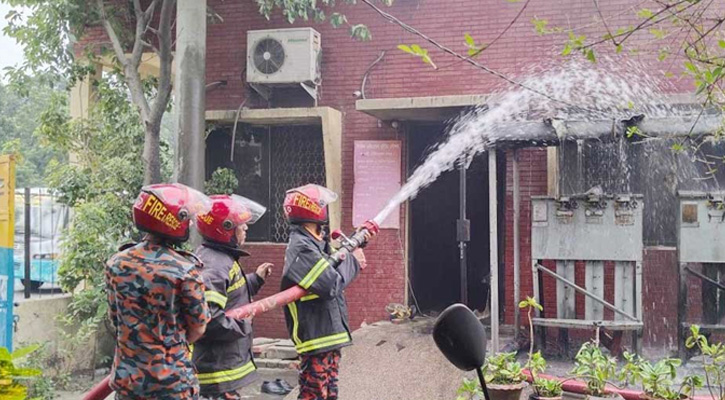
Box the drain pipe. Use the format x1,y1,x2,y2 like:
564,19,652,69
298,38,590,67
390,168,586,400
523,371,715,400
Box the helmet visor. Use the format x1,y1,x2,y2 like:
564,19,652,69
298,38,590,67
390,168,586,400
230,194,267,224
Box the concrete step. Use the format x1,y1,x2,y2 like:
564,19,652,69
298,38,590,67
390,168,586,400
264,345,299,360
253,337,299,362
256,358,299,370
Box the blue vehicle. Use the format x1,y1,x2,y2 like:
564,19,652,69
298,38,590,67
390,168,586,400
13,189,69,290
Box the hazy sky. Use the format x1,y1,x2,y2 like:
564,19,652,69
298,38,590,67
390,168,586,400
0,4,26,79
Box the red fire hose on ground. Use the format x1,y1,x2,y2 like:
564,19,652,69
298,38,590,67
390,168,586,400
523,371,715,400
82,223,379,400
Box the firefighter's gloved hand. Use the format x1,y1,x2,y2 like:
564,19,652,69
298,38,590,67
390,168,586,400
352,248,367,270
256,262,273,281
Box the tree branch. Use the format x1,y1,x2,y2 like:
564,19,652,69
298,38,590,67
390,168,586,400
96,0,129,67
436,0,531,71
130,0,149,68
96,0,151,122
582,0,696,49
593,0,617,47
149,0,175,125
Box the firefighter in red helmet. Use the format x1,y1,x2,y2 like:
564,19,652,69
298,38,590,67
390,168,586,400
105,183,212,399
280,184,376,400
192,194,273,400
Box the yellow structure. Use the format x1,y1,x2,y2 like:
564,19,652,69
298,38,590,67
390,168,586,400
0,154,15,349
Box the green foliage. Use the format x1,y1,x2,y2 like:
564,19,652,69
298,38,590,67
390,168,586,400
205,167,239,195
518,296,543,312
398,44,437,69
534,378,563,398
19,342,60,399
464,33,486,57
36,76,171,356
482,352,525,385
619,352,693,400
456,377,483,400
0,80,65,187
1,0,97,90
571,342,617,397
0,345,42,400
254,0,392,40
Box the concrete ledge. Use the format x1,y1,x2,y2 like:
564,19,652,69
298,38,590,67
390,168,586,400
356,94,488,122
206,107,336,126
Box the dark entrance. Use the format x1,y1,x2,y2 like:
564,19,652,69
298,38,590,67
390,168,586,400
408,124,505,314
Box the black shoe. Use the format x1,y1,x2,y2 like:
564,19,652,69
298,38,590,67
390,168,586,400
275,378,294,392
261,381,289,396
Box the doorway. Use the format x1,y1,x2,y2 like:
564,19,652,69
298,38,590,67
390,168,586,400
407,123,505,314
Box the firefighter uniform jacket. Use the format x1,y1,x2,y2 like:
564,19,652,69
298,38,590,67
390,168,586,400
281,225,361,356
192,242,264,394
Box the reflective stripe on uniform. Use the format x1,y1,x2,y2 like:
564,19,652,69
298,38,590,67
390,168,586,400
287,302,302,346
299,258,329,289
295,332,350,354
229,262,242,280
204,291,227,308
300,293,319,302
197,360,256,385
227,275,246,293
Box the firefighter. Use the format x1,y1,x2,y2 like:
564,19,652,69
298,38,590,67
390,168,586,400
192,194,273,400
105,183,212,400
280,184,376,400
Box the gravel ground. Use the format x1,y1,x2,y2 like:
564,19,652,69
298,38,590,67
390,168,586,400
285,318,481,400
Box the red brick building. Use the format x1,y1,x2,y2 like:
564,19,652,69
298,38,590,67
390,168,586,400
81,0,725,351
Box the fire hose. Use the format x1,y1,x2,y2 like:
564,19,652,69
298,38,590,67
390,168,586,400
82,221,379,400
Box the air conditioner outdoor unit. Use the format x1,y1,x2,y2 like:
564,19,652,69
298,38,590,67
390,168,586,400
246,27,321,100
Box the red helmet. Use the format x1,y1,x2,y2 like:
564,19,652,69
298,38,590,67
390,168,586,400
283,184,338,225
132,183,211,242
196,194,266,245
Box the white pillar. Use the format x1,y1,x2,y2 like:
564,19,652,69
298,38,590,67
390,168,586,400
488,150,499,352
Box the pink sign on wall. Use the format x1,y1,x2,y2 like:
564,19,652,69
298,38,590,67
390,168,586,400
353,140,402,229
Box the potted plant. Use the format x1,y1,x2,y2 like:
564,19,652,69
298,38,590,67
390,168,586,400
455,352,526,400
571,342,621,400
533,377,564,400
482,351,529,400
619,352,702,400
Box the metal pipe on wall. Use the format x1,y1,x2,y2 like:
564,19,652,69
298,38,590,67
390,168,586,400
459,160,469,305
513,149,521,335
23,187,30,299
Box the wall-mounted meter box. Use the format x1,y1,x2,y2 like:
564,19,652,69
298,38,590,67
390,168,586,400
531,194,644,262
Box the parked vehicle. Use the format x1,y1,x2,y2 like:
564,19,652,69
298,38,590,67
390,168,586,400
13,189,69,291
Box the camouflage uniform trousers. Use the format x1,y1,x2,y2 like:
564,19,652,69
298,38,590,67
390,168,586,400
201,391,242,400
115,387,199,400
298,350,341,400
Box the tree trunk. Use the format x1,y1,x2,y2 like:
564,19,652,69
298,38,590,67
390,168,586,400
143,120,162,185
